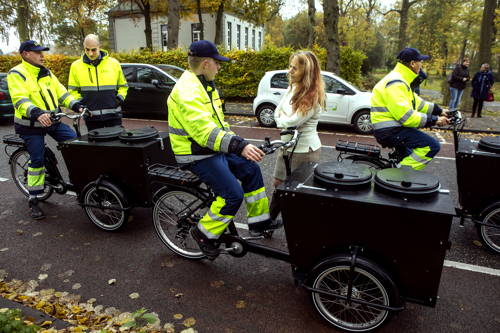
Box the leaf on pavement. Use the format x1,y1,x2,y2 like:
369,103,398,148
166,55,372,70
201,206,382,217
38,274,48,281
472,240,483,247
128,292,140,299
72,283,82,290
175,293,184,299
16,229,24,235
33,232,43,237
235,300,246,309
183,317,196,327
0,248,8,252
210,280,225,288
173,313,183,320
108,279,117,285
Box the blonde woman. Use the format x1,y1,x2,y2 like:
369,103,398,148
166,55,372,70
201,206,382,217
270,51,325,218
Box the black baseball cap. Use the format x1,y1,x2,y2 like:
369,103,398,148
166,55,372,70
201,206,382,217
397,48,429,62
188,40,230,62
19,40,49,53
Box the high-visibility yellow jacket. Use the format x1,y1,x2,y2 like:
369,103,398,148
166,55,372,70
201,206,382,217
167,71,246,164
8,60,77,131
68,50,128,120
371,62,438,131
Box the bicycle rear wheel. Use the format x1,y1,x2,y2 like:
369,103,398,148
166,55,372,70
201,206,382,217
152,189,209,259
10,149,53,201
477,205,500,254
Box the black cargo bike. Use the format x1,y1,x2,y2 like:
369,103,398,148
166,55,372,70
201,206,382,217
3,109,175,231
147,128,456,332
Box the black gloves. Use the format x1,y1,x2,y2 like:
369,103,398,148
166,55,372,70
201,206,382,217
71,102,85,113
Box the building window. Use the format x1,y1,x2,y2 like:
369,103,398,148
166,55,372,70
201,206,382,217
161,24,168,51
237,24,241,49
252,29,255,49
245,27,249,49
191,23,202,42
258,31,262,50
227,21,232,49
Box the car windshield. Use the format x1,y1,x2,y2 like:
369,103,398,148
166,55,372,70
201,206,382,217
156,65,184,80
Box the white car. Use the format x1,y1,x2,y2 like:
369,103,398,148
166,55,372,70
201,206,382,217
253,70,373,134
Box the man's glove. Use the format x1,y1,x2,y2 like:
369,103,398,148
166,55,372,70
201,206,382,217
71,102,85,113
116,96,124,106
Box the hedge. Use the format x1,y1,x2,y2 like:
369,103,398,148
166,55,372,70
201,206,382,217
0,45,366,99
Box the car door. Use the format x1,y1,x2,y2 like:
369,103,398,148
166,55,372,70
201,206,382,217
135,66,173,119
321,75,353,124
121,65,140,116
268,72,289,104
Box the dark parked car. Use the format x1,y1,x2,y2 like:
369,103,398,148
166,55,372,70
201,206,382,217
120,63,184,120
0,73,14,122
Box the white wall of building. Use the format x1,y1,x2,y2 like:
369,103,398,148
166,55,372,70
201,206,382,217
114,16,147,52
111,12,264,52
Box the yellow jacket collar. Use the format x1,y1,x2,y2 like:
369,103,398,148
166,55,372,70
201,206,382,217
21,59,42,75
394,62,418,83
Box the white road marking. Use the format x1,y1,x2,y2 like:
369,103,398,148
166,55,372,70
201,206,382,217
0,177,9,182
444,260,500,277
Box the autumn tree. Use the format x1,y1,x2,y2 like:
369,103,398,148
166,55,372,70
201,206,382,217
167,0,180,49
324,0,340,73
0,0,46,43
45,0,114,54
307,0,316,47
384,0,423,51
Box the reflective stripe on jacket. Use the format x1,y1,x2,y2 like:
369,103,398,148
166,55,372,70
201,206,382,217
8,60,76,128
167,71,236,164
68,50,128,120
371,62,435,131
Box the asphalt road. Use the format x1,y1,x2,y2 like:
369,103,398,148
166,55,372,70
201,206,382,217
0,117,499,332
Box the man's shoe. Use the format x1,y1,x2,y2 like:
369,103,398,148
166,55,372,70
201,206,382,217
28,198,45,220
190,227,219,260
248,219,283,237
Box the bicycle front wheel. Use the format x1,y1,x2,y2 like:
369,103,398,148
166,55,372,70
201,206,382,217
153,189,209,259
10,149,53,201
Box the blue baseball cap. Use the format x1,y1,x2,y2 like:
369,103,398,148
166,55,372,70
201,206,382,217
397,48,429,62
19,40,49,53
188,40,230,62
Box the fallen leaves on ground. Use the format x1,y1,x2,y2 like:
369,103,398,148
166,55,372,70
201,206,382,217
0,275,198,332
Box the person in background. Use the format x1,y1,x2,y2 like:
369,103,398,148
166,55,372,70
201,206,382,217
471,63,494,118
448,57,470,112
270,50,325,219
370,47,449,170
68,34,128,131
167,40,282,260
8,40,83,219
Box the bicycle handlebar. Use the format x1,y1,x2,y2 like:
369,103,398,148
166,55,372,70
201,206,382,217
259,128,300,155
50,108,90,121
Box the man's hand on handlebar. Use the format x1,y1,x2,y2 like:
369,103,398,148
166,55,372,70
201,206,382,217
436,115,450,127
37,112,52,127
242,144,265,162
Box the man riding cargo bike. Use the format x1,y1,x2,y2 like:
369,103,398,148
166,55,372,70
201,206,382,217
167,40,282,260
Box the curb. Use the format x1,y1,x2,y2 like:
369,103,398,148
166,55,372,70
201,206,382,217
0,296,70,329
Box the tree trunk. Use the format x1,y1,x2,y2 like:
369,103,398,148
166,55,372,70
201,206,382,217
196,0,204,40
307,0,316,48
167,0,180,49
135,0,153,50
214,1,224,45
477,0,497,68
397,0,410,51
16,0,30,41
323,0,340,73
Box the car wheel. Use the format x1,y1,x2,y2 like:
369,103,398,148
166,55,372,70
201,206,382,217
256,104,276,127
353,110,373,134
